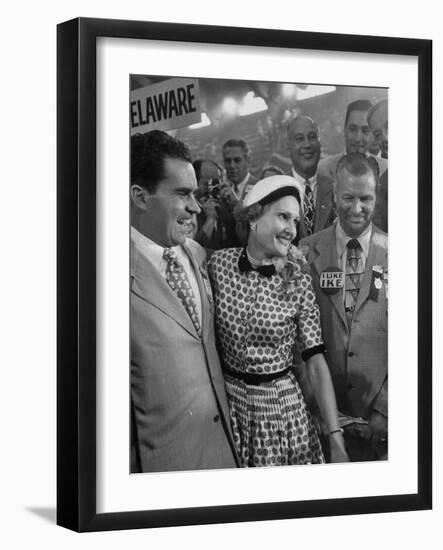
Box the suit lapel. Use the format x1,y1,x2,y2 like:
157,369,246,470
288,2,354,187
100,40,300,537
298,215,308,238
298,174,334,238
183,242,212,343
354,228,388,315
312,227,348,331
130,243,200,339
314,174,334,232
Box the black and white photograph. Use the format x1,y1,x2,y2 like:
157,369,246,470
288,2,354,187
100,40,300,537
129,75,389,473
1,0,440,545
53,14,432,535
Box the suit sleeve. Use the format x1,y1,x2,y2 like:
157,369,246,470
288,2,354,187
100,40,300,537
372,377,388,417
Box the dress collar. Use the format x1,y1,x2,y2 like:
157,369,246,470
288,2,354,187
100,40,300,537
238,248,276,277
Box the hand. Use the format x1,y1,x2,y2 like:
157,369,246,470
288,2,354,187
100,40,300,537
219,182,240,206
344,422,373,441
368,411,387,436
329,432,350,463
200,197,219,220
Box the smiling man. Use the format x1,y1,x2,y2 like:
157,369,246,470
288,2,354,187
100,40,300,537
318,99,388,182
301,153,388,462
130,130,238,473
286,115,336,238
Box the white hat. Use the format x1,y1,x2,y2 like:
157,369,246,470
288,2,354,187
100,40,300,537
243,175,301,208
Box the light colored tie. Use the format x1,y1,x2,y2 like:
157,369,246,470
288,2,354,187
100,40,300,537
163,248,201,335
304,180,315,235
344,238,363,327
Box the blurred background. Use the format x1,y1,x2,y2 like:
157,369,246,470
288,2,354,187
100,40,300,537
130,75,388,176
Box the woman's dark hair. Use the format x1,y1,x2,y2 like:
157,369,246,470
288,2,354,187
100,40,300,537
235,203,264,245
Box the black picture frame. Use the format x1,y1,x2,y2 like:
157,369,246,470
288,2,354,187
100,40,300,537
57,17,432,532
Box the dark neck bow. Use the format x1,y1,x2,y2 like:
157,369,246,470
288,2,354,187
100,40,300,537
238,248,276,277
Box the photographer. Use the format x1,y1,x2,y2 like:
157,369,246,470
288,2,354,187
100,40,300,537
193,159,242,249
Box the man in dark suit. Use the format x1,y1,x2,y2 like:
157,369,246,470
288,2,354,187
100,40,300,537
286,115,336,238
301,153,388,461
130,130,238,472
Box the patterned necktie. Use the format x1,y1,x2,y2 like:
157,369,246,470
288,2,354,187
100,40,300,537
163,248,201,335
344,238,363,327
304,180,315,235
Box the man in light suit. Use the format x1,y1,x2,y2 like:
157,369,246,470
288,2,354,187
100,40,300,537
286,115,336,239
130,130,239,473
301,153,387,461
318,99,388,181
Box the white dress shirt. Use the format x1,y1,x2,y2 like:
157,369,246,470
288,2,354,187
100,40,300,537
233,172,252,200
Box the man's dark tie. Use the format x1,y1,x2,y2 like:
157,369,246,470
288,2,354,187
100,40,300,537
344,238,363,327
304,180,315,235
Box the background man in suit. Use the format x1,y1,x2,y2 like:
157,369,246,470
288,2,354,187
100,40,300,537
368,99,389,232
192,158,241,249
130,130,238,472
203,138,258,247
301,153,388,461
286,115,336,238
222,138,258,200
318,99,388,181
368,99,388,160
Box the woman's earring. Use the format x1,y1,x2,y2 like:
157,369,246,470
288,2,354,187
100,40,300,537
250,222,257,231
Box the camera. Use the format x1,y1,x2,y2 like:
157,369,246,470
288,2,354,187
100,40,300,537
206,178,221,200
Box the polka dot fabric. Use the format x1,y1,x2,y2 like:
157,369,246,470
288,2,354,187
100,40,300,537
208,248,325,467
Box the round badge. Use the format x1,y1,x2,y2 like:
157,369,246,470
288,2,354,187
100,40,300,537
319,266,344,295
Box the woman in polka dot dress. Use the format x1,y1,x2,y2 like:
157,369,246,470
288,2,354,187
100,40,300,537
208,176,348,467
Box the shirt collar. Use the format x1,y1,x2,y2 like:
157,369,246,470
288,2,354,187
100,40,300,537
130,226,184,269
232,172,251,195
335,221,372,260
291,167,318,189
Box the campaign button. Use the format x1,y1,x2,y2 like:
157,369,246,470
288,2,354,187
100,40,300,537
319,267,344,295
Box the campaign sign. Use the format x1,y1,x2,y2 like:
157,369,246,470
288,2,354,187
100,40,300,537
319,267,344,295
130,78,201,135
